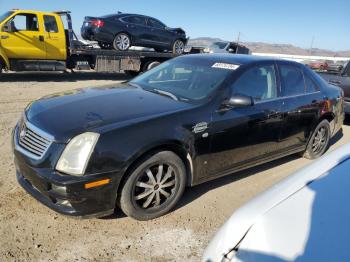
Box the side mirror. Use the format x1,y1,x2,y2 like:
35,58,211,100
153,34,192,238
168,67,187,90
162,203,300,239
2,24,9,32
220,95,254,111
2,21,15,33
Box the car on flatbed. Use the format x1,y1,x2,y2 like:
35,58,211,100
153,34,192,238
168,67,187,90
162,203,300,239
319,60,350,114
81,13,187,54
13,54,344,220
0,9,179,75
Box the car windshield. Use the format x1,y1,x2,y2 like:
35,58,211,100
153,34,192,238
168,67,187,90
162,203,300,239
130,58,234,102
0,11,13,24
210,42,228,50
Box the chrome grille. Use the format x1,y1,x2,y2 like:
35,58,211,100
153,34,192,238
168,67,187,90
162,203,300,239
18,122,52,159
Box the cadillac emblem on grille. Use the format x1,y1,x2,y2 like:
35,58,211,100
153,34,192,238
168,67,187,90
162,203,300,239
17,121,53,160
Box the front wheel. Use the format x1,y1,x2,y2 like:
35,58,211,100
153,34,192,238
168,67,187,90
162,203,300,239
172,39,185,55
113,33,131,51
303,120,331,159
119,151,186,220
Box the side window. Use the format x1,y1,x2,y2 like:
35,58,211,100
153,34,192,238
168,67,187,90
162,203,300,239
124,16,146,26
231,65,277,101
304,73,319,93
10,14,38,31
279,65,305,96
148,18,165,29
44,15,58,33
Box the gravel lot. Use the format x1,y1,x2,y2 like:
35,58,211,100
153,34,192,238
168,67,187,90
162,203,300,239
1,72,349,262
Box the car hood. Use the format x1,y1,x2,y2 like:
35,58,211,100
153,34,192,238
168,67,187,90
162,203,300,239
167,27,186,35
26,84,192,143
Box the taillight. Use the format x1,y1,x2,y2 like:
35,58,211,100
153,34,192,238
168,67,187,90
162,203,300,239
91,20,105,27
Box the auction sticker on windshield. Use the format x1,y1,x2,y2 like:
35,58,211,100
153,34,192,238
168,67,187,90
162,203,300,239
212,63,240,70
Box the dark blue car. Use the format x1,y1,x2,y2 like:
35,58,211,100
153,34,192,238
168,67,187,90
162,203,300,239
81,13,187,54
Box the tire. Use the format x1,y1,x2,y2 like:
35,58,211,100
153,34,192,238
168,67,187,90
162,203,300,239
113,33,131,51
142,61,161,72
303,119,331,160
172,39,185,55
119,151,186,220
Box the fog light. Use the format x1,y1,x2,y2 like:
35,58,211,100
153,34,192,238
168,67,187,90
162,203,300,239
52,184,67,194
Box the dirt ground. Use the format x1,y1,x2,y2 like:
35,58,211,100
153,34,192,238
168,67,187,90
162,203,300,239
0,72,349,262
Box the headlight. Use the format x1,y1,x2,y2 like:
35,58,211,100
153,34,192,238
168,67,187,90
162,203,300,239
203,47,212,53
56,132,100,176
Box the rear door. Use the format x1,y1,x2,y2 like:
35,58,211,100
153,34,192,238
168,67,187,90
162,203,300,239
122,15,148,45
43,14,66,60
1,12,46,59
278,62,322,150
205,62,285,178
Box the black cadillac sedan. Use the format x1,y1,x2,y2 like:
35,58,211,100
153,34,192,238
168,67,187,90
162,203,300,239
81,13,187,54
13,54,344,220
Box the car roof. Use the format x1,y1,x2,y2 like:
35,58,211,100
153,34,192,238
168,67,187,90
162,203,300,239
180,54,295,66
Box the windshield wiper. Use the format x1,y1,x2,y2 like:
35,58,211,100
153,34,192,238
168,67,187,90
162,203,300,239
152,89,179,101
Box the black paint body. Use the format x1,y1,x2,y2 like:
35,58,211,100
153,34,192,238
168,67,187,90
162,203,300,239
81,13,187,51
13,54,344,217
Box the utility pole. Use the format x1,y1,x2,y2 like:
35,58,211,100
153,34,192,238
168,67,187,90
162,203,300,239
309,36,315,55
236,32,241,54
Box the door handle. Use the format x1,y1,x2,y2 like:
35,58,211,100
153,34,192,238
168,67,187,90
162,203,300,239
0,35,9,39
39,35,44,42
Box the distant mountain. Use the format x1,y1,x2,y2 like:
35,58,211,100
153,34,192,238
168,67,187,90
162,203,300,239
188,37,350,57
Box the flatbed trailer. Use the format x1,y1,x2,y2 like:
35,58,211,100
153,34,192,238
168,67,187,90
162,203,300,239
0,10,180,75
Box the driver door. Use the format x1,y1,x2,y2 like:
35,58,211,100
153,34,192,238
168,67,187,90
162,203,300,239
204,63,285,178
1,12,46,59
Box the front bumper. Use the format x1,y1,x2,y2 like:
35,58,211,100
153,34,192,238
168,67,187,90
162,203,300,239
13,125,122,218
15,156,120,218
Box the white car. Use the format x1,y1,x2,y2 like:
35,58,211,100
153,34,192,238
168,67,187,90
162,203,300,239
203,143,350,262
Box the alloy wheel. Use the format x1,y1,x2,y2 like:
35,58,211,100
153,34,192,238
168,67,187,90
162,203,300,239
174,40,184,55
114,34,130,50
312,126,328,154
133,164,176,209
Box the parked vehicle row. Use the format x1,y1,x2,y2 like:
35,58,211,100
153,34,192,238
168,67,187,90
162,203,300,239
13,54,344,220
319,60,350,115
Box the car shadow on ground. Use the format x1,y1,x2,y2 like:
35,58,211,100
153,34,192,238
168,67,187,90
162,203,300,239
0,71,131,82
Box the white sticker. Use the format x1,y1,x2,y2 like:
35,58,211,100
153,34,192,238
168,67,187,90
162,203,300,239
212,63,240,70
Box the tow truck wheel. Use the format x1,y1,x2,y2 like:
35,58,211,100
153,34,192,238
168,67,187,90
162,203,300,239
143,61,161,72
113,33,131,51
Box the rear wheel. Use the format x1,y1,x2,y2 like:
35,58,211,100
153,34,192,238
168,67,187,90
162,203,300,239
303,120,331,159
172,39,185,55
113,33,131,51
119,151,186,220
142,61,161,72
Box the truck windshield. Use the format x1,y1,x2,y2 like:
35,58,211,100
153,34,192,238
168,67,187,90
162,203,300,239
210,42,228,50
130,57,233,102
0,11,13,24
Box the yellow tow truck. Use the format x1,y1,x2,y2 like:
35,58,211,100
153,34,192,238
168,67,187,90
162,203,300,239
0,9,178,75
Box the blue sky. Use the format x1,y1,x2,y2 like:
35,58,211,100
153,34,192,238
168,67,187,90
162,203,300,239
1,0,349,51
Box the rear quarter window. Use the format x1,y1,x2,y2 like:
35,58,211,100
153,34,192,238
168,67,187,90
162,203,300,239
279,64,305,96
